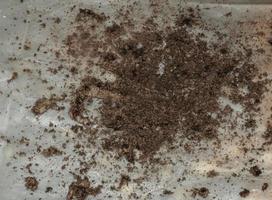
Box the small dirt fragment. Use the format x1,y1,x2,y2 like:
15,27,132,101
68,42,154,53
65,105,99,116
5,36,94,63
263,125,272,145
225,12,232,17
106,23,121,34
76,8,106,22
239,189,250,198
249,165,262,177
262,183,268,191
25,177,38,191
23,41,31,50
31,97,58,115
117,175,130,190
268,38,272,45
54,17,61,24
45,187,53,193
42,146,62,157
192,187,209,198
67,177,102,200
7,72,18,83
206,170,219,178
163,189,174,195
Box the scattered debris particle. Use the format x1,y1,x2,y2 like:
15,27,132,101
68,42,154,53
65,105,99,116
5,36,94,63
25,177,39,191
31,97,61,115
23,41,31,50
117,175,130,190
239,189,250,198
25,163,33,174
225,12,232,17
192,187,209,198
263,125,272,145
249,165,262,177
7,72,18,83
262,183,268,191
45,187,53,193
67,177,102,200
207,170,219,178
268,38,272,45
54,17,61,24
163,189,174,195
76,8,106,22
41,146,62,157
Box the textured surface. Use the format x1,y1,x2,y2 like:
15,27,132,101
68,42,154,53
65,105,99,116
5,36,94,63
0,1,272,200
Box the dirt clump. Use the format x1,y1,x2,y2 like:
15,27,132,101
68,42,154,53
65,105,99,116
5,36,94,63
239,189,250,198
31,96,64,115
163,189,174,195
192,187,209,198
76,8,106,22
7,72,18,83
66,176,102,200
207,170,219,178
117,174,130,190
263,124,272,145
249,165,262,177
42,146,62,157
262,183,268,191
25,177,39,191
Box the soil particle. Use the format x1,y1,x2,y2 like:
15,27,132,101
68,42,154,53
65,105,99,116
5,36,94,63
263,125,272,145
192,187,209,198
163,189,174,195
41,146,62,157
54,17,61,24
7,72,18,83
45,187,53,193
268,38,272,45
66,177,102,200
239,189,250,198
76,8,106,22
117,174,130,190
249,165,262,177
206,170,219,178
25,163,33,174
106,23,121,34
31,96,64,115
262,183,268,191
25,177,39,191
31,97,58,115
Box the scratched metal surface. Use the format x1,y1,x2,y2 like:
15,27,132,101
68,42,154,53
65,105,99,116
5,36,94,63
0,1,272,200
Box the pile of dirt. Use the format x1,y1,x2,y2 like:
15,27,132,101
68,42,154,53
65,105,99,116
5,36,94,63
66,8,266,162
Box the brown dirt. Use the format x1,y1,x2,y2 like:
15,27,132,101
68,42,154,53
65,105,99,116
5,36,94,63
66,8,266,162
263,125,272,145
192,187,209,198
66,176,102,200
7,72,18,83
25,177,39,191
262,183,268,191
31,97,58,115
239,189,250,198
76,8,107,22
41,146,63,157
249,165,262,177
163,190,174,195
117,175,130,190
31,95,65,115
206,170,219,178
